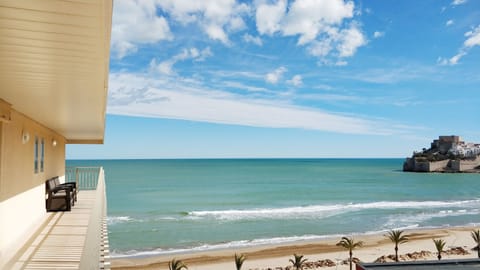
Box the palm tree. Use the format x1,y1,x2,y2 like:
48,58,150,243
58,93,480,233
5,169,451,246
168,259,188,270
234,253,246,270
386,230,409,262
336,237,364,270
471,230,480,258
289,254,308,270
433,239,446,260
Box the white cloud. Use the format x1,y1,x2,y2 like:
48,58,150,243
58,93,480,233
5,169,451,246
228,16,247,31
197,47,214,61
222,81,272,93
438,52,467,66
265,66,287,84
452,0,467,5
464,25,480,47
333,65,436,84
446,20,454,26
438,25,480,65
255,0,365,63
157,0,250,45
256,0,356,44
337,25,367,57
307,24,366,63
111,0,173,59
308,39,333,57
150,58,174,76
108,72,398,135
243,33,263,46
255,0,287,35
211,70,265,80
287,75,303,87
205,24,231,44
282,0,355,45
373,31,384,38
150,47,213,75
437,57,448,66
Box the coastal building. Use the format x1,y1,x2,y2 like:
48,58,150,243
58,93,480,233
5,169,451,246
403,136,480,172
0,1,112,269
431,135,463,154
356,258,480,269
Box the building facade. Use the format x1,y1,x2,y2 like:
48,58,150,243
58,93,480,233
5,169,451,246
0,1,112,268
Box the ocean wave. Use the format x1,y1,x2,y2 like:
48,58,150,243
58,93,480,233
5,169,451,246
110,223,467,259
187,199,480,221
110,234,344,258
383,209,480,228
108,216,133,225
108,215,185,225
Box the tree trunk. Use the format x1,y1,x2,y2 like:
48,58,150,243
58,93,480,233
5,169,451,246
395,246,398,262
438,254,442,260
477,244,480,258
349,250,353,270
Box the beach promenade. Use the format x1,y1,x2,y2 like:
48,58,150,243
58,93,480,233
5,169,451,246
111,227,478,270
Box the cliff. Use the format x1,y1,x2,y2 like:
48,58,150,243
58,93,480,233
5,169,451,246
403,135,480,173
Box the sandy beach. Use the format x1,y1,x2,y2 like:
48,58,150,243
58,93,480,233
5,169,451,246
112,226,479,270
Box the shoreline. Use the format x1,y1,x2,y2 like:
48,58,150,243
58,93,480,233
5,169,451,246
111,226,479,270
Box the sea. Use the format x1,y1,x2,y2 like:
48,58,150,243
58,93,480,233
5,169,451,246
66,159,480,258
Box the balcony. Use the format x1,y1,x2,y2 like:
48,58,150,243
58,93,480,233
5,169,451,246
6,167,110,270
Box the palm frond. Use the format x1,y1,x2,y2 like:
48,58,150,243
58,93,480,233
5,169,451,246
387,230,409,244
169,259,188,270
472,230,480,258
234,253,246,270
337,237,363,270
471,230,480,243
289,254,307,270
336,237,364,251
433,239,446,253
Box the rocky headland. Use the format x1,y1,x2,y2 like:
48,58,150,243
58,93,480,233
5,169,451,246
403,135,480,173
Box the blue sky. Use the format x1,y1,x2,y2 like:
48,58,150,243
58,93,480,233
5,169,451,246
67,0,480,159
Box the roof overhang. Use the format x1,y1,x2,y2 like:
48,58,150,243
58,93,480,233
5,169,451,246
0,0,113,144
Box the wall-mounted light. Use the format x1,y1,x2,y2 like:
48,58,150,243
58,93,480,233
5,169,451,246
22,130,30,144
52,139,57,147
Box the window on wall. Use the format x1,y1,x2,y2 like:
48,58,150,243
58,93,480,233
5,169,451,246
34,136,39,173
40,138,45,172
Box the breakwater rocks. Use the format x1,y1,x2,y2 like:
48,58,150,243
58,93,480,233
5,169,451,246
247,259,343,270
374,247,469,263
248,247,470,270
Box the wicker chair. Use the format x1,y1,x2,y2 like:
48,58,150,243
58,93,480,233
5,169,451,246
53,176,77,202
45,178,73,211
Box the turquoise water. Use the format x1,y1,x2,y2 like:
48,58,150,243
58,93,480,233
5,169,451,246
66,159,480,257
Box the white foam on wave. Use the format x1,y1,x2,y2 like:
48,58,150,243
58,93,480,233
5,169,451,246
383,208,480,229
188,199,480,221
108,216,133,225
108,215,184,225
111,224,467,259
110,234,344,258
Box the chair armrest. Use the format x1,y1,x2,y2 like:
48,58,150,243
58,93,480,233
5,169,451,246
52,185,73,193
58,182,76,189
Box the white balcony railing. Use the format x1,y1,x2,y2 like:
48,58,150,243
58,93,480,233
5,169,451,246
67,166,110,269
66,167,102,190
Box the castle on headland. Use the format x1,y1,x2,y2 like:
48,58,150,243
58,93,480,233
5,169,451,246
403,135,480,172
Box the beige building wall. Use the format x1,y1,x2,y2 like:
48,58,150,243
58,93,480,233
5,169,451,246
0,109,66,266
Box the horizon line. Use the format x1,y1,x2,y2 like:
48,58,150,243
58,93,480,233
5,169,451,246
66,157,405,161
